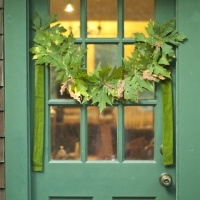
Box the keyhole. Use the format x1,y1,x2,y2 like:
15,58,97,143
164,178,170,184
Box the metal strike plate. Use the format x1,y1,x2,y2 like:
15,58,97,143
159,173,172,187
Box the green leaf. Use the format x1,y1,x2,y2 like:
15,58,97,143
41,14,57,30
72,79,88,97
145,20,154,36
161,43,174,56
91,87,113,112
123,77,138,102
158,54,170,65
33,12,41,30
55,70,67,82
136,76,154,91
30,14,187,112
134,33,146,42
176,32,187,42
108,66,123,81
154,64,171,78
160,19,175,37
63,53,71,66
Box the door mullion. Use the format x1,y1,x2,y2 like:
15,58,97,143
80,0,87,66
80,105,87,163
117,0,124,163
117,104,124,163
118,0,124,38
117,0,124,65
80,0,87,39
79,0,87,163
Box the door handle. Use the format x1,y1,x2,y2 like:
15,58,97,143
159,173,172,187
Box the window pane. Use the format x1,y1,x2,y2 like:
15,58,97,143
124,44,135,60
50,68,74,99
87,0,117,38
87,44,118,73
51,106,81,160
124,106,154,160
124,0,154,38
50,0,80,38
87,106,117,161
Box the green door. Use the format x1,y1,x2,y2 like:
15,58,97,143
30,0,176,199
6,0,200,200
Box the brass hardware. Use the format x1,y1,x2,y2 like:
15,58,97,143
159,173,172,187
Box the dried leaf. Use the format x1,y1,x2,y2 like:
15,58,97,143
142,70,158,81
60,77,73,95
117,80,124,98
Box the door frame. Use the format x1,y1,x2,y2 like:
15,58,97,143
4,0,200,199
4,0,31,200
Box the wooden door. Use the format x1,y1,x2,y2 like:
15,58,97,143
5,1,200,200
30,0,176,199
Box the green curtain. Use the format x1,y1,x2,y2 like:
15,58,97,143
162,80,174,165
32,65,45,171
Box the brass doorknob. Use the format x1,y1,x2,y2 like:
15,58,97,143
159,173,172,187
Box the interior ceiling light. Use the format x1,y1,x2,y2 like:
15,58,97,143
65,2,74,12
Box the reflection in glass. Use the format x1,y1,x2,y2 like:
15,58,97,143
138,89,155,100
51,106,81,160
50,0,81,38
87,0,117,38
87,106,117,160
87,44,118,73
124,0,154,37
124,106,154,160
124,44,135,60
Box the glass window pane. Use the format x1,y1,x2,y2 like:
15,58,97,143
50,0,80,38
124,0,154,38
124,44,135,60
87,106,117,161
87,44,118,73
87,0,117,38
50,68,74,99
51,106,81,160
138,89,155,100
124,106,154,160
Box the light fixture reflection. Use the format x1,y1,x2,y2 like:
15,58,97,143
65,2,74,12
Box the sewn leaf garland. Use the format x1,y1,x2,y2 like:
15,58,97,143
30,13,186,112
30,13,186,169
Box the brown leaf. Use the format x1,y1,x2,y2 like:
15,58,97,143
60,77,82,103
117,80,124,98
69,90,82,103
60,78,73,95
142,70,157,81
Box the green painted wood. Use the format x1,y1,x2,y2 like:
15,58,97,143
176,0,200,199
4,0,31,199
31,0,176,199
4,0,188,199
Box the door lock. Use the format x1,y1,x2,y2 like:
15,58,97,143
159,173,172,187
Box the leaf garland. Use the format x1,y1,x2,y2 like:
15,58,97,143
30,13,186,112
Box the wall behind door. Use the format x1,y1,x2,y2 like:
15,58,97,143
0,0,4,199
